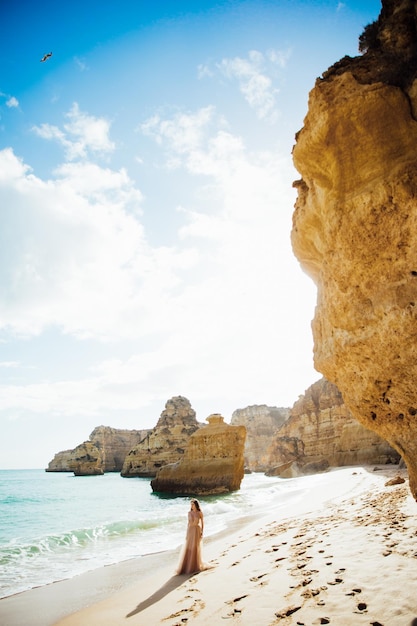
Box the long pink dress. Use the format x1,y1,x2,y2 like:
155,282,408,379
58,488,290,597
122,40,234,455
176,510,204,575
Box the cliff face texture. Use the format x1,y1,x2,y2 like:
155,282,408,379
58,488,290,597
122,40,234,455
121,396,201,477
62,441,104,476
150,414,246,495
231,405,290,471
46,426,147,474
291,0,417,499
266,378,399,472
90,426,149,472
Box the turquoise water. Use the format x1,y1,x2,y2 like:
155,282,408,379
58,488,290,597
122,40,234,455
0,469,311,599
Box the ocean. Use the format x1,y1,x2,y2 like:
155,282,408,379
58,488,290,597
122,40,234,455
0,468,349,599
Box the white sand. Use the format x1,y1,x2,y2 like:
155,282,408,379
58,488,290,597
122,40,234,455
1,466,416,626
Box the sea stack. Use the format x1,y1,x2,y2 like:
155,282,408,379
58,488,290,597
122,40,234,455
151,414,246,495
121,396,201,477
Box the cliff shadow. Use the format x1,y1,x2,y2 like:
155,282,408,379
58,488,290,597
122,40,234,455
125,573,192,618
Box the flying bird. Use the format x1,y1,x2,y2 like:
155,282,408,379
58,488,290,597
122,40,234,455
40,52,52,63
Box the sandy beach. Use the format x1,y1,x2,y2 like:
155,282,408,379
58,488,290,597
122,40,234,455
1,466,417,626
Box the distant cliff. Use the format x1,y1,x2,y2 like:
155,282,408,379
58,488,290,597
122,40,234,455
151,414,246,495
46,426,148,474
267,378,400,475
231,405,289,472
121,396,201,477
46,381,400,480
291,0,417,497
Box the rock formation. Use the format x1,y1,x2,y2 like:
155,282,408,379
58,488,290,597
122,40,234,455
291,0,417,499
121,396,201,477
46,449,75,472
231,405,290,472
150,414,246,495
64,441,104,476
91,426,149,472
46,426,148,474
266,378,399,475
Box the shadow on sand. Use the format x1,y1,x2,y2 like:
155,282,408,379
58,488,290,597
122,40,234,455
126,574,192,618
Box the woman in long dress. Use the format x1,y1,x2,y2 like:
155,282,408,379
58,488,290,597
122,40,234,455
176,498,205,575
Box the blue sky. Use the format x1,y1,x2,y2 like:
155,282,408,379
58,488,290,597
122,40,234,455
0,0,381,468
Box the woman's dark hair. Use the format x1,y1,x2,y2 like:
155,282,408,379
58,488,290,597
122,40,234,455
191,498,201,511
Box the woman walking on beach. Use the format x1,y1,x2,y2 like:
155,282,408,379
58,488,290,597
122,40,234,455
177,498,205,575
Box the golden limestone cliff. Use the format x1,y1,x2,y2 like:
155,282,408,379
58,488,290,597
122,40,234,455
230,405,290,472
65,441,103,476
121,396,201,477
266,378,399,477
151,414,246,495
291,0,417,498
46,426,148,474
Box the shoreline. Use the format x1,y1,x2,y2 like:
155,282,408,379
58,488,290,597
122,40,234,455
1,466,416,625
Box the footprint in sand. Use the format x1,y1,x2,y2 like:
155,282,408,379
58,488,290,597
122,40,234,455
165,599,205,622
301,587,321,599
295,550,307,556
222,594,249,619
275,605,302,619
346,588,362,596
327,577,343,585
250,572,268,583
353,602,368,614
289,576,313,589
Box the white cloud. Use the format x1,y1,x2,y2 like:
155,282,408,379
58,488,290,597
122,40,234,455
0,102,317,430
0,147,192,339
32,102,115,160
138,106,317,396
199,48,290,123
6,96,19,108
197,63,213,79
0,92,19,109
141,106,217,156
219,51,278,121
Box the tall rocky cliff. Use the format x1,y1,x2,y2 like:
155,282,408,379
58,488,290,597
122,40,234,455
231,405,290,472
291,0,417,499
266,378,399,473
46,426,148,474
121,396,201,477
150,414,246,495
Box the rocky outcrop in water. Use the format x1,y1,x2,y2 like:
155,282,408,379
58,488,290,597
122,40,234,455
266,378,399,475
71,441,104,476
230,405,290,472
291,0,417,498
46,426,148,474
121,396,201,477
150,414,246,495
46,449,75,472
